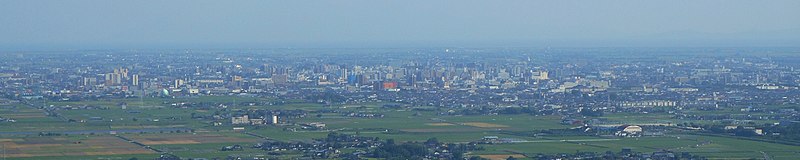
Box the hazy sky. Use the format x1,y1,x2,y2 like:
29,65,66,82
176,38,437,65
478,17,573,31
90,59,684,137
1,0,799,50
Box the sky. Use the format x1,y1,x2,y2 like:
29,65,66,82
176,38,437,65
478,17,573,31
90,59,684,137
1,0,799,50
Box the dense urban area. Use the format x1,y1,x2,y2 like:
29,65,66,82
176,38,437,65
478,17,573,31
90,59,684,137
1,47,800,160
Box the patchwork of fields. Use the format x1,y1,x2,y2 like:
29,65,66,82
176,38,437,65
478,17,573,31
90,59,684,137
1,97,799,159
0,136,153,158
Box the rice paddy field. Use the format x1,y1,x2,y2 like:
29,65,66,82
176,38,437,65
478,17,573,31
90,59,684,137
1,96,799,159
0,135,156,159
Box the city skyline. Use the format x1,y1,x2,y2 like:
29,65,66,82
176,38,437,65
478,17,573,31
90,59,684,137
2,1,800,160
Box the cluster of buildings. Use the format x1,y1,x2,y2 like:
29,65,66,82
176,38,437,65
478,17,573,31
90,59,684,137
2,48,800,132
529,148,706,160
231,115,279,126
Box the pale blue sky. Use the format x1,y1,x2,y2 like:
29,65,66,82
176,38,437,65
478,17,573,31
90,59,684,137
1,0,798,50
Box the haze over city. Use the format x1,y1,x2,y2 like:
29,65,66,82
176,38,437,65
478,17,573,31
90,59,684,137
1,0,799,50
2,1,800,160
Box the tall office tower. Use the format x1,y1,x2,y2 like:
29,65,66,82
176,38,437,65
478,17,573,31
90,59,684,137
174,79,184,88
261,64,271,73
232,75,243,82
539,71,549,80
83,77,96,86
342,69,348,81
532,71,549,80
105,73,114,85
132,74,139,86
121,68,129,79
109,73,121,85
113,68,121,83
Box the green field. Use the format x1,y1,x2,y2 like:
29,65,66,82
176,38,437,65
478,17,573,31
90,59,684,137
4,154,159,160
2,97,800,159
473,135,800,159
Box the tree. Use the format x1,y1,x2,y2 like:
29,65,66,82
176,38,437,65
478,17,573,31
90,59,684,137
425,137,439,146
451,150,464,160
580,109,603,117
371,139,427,160
733,126,756,137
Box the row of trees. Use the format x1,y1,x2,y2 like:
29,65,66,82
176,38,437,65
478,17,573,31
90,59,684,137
370,138,485,160
371,139,428,160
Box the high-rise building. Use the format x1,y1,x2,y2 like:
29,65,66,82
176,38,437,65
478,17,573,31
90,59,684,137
132,74,139,86
105,73,122,85
382,81,398,89
83,77,97,86
347,74,362,85
540,71,549,80
112,73,122,84
120,68,128,79
273,74,288,84
174,79,184,88
532,71,549,80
